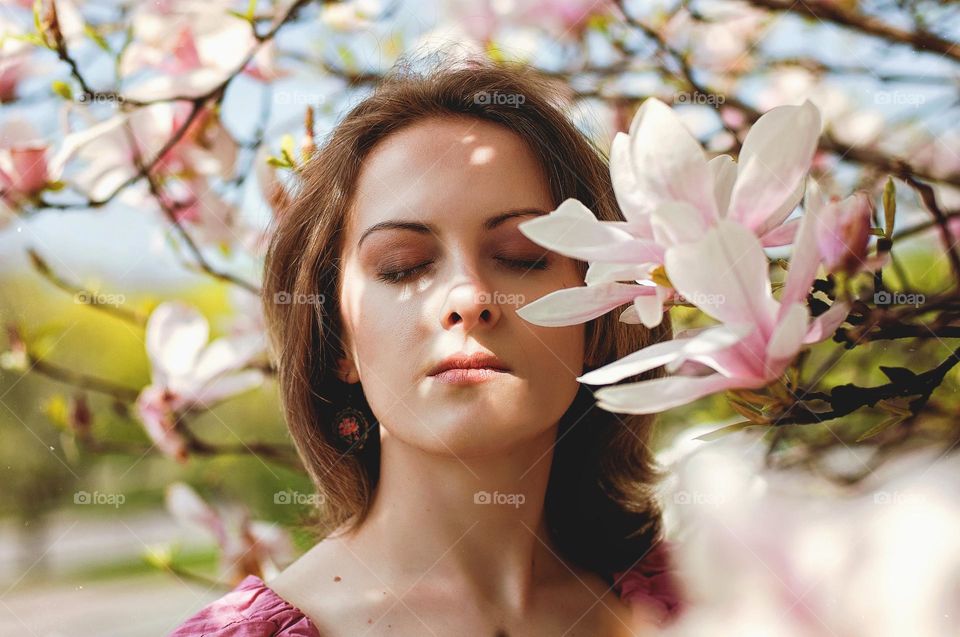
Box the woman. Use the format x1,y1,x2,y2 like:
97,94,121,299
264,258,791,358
168,56,682,636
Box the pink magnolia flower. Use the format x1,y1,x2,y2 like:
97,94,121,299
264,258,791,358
121,0,285,102
49,102,237,202
573,180,851,415
136,301,265,463
815,188,888,276
655,428,960,637
661,3,768,74
0,17,32,103
614,539,685,626
516,97,822,329
0,119,53,207
433,0,617,45
166,482,294,585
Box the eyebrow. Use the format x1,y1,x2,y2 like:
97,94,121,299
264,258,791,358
357,208,550,249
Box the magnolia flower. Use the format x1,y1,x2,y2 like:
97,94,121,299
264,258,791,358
136,301,265,463
814,188,888,276
516,96,822,329
655,428,960,637
0,118,54,207
571,180,850,415
661,2,768,74
166,482,294,585
0,17,32,103
433,0,616,45
120,0,285,102
49,102,237,202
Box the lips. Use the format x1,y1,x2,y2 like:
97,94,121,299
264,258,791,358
427,352,511,376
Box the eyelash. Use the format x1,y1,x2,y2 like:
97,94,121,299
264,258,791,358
376,257,549,284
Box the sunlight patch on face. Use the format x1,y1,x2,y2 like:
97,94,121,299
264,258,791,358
468,145,496,165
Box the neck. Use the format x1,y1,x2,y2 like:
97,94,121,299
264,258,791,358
336,423,572,611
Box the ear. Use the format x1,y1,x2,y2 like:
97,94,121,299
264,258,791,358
336,357,358,383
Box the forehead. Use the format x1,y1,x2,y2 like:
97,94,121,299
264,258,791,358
345,116,554,243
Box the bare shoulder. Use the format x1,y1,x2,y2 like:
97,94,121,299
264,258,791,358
267,537,391,634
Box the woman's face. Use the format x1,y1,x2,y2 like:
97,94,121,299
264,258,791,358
336,115,586,458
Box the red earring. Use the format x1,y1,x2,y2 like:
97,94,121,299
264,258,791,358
332,383,372,452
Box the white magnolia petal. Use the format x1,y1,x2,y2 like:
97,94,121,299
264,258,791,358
165,482,228,546
123,68,227,102
518,198,631,249
754,172,805,238
634,289,670,328
191,333,266,386
593,374,747,415
766,302,810,368
664,220,779,331
48,114,127,179
709,154,737,217
780,178,825,309
516,282,652,327
146,302,209,385
803,300,851,344
619,305,641,324
579,323,749,385
760,217,801,247
584,261,655,286
726,100,821,232
628,97,718,221
610,131,650,221
650,201,709,247
579,339,691,385
187,369,265,408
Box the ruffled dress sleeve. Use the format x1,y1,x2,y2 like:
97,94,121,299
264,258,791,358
612,539,685,626
167,575,321,637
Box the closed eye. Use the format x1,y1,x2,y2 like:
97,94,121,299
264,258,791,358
376,256,549,284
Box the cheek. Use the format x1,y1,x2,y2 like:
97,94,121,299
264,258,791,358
521,322,586,380
340,271,423,378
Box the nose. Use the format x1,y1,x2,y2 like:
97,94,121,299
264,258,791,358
440,279,503,332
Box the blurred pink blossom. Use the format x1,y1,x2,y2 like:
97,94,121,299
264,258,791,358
136,301,265,463
166,482,295,585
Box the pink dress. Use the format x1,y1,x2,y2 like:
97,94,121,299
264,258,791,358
168,541,683,636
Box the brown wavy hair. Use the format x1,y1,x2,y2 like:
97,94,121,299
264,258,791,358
261,55,673,582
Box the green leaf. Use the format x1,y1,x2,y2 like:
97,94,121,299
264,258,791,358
51,80,73,101
882,177,896,239
693,421,760,441
266,155,291,169
83,23,110,52
280,134,297,168
856,414,903,442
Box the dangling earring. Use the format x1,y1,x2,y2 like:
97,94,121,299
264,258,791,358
332,383,373,452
